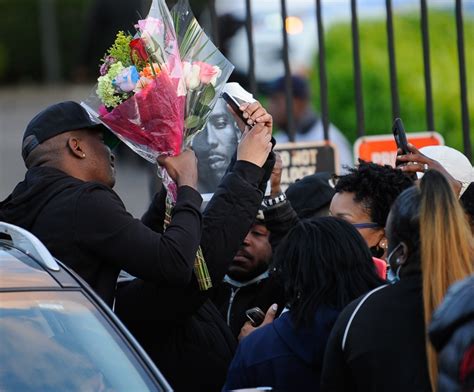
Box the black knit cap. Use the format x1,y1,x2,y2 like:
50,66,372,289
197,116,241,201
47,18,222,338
22,101,119,161
285,172,335,218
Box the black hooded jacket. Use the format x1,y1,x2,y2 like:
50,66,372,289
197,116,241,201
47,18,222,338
0,166,202,306
113,157,275,392
1,151,274,391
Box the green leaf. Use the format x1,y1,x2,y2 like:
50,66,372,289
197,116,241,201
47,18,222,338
199,84,215,106
185,115,201,129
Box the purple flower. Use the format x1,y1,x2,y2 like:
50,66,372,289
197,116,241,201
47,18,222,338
100,56,116,76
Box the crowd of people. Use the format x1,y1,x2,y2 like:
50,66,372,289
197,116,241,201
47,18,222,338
1,87,473,391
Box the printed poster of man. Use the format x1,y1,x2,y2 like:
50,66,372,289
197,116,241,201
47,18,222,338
192,96,339,196
192,97,240,195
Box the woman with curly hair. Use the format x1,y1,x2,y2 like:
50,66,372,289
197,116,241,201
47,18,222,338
330,160,414,259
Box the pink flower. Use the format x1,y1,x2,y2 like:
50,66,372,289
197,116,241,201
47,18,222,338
195,61,221,85
135,17,163,34
135,17,164,46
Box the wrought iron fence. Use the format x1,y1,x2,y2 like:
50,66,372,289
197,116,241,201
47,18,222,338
207,0,472,162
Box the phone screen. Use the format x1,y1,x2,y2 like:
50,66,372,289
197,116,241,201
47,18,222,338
222,92,248,125
245,307,265,327
392,118,409,155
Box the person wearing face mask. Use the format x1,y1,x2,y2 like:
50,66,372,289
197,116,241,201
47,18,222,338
329,160,414,259
321,170,474,392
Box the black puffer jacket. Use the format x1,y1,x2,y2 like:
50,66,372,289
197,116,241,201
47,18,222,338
0,166,202,306
429,275,474,392
115,155,276,392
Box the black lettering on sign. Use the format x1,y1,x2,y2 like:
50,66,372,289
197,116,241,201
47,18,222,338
275,142,337,191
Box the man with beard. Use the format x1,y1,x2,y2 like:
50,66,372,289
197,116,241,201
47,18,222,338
211,156,288,338
192,97,240,194
211,207,285,338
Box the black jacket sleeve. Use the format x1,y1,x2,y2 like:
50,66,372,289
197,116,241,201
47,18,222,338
74,184,202,287
141,185,167,234
320,301,359,392
116,154,274,324
201,160,266,284
263,200,300,249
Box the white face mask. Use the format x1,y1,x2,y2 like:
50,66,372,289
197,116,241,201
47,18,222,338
386,243,403,284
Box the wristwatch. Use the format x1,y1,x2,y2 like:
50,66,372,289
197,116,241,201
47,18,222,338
264,193,287,207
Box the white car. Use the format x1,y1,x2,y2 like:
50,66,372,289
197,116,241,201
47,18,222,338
0,222,172,391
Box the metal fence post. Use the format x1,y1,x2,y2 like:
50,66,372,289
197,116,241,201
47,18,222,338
315,0,330,141
420,0,435,131
208,0,220,48
245,0,257,95
455,0,472,161
280,0,295,141
39,0,61,83
351,0,365,137
385,0,400,120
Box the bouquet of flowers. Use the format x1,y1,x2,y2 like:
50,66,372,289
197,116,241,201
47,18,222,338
82,0,234,290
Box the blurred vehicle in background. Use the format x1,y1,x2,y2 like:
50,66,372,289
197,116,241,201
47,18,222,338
215,0,456,85
0,222,171,392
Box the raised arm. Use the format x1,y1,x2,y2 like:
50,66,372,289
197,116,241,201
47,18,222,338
75,150,203,288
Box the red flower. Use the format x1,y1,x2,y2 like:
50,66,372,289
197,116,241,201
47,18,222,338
130,38,149,63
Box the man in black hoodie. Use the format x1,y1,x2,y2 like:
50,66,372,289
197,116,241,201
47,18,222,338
0,101,203,306
0,100,275,391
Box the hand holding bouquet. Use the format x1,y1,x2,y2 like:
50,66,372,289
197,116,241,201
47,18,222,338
82,0,233,168
82,0,234,290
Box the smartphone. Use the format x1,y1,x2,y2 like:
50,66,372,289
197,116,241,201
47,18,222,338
392,118,409,155
245,307,265,327
222,92,251,126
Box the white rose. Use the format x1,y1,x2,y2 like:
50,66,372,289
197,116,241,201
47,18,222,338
184,62,201,90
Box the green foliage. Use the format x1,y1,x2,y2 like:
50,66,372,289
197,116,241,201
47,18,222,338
107,31,133,67
0,0,92,82
0,0,42,82
310,11,474,158
200,84,216,106
185,115,200,128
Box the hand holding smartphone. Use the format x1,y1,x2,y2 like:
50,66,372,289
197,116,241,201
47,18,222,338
221,83,256,128
245,307,265,327
392,118,409,155
222,92,248,125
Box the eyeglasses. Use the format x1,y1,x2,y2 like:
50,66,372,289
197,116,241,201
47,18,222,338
352,222,381,229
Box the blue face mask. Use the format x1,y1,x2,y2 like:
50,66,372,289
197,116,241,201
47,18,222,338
386,243,402,284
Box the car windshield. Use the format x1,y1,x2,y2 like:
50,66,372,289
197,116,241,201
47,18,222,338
0,291,161,391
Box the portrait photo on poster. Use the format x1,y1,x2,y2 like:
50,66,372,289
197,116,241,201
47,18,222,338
192,97,241,196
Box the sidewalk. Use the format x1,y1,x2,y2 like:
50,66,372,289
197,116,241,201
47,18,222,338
0,84,152,217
